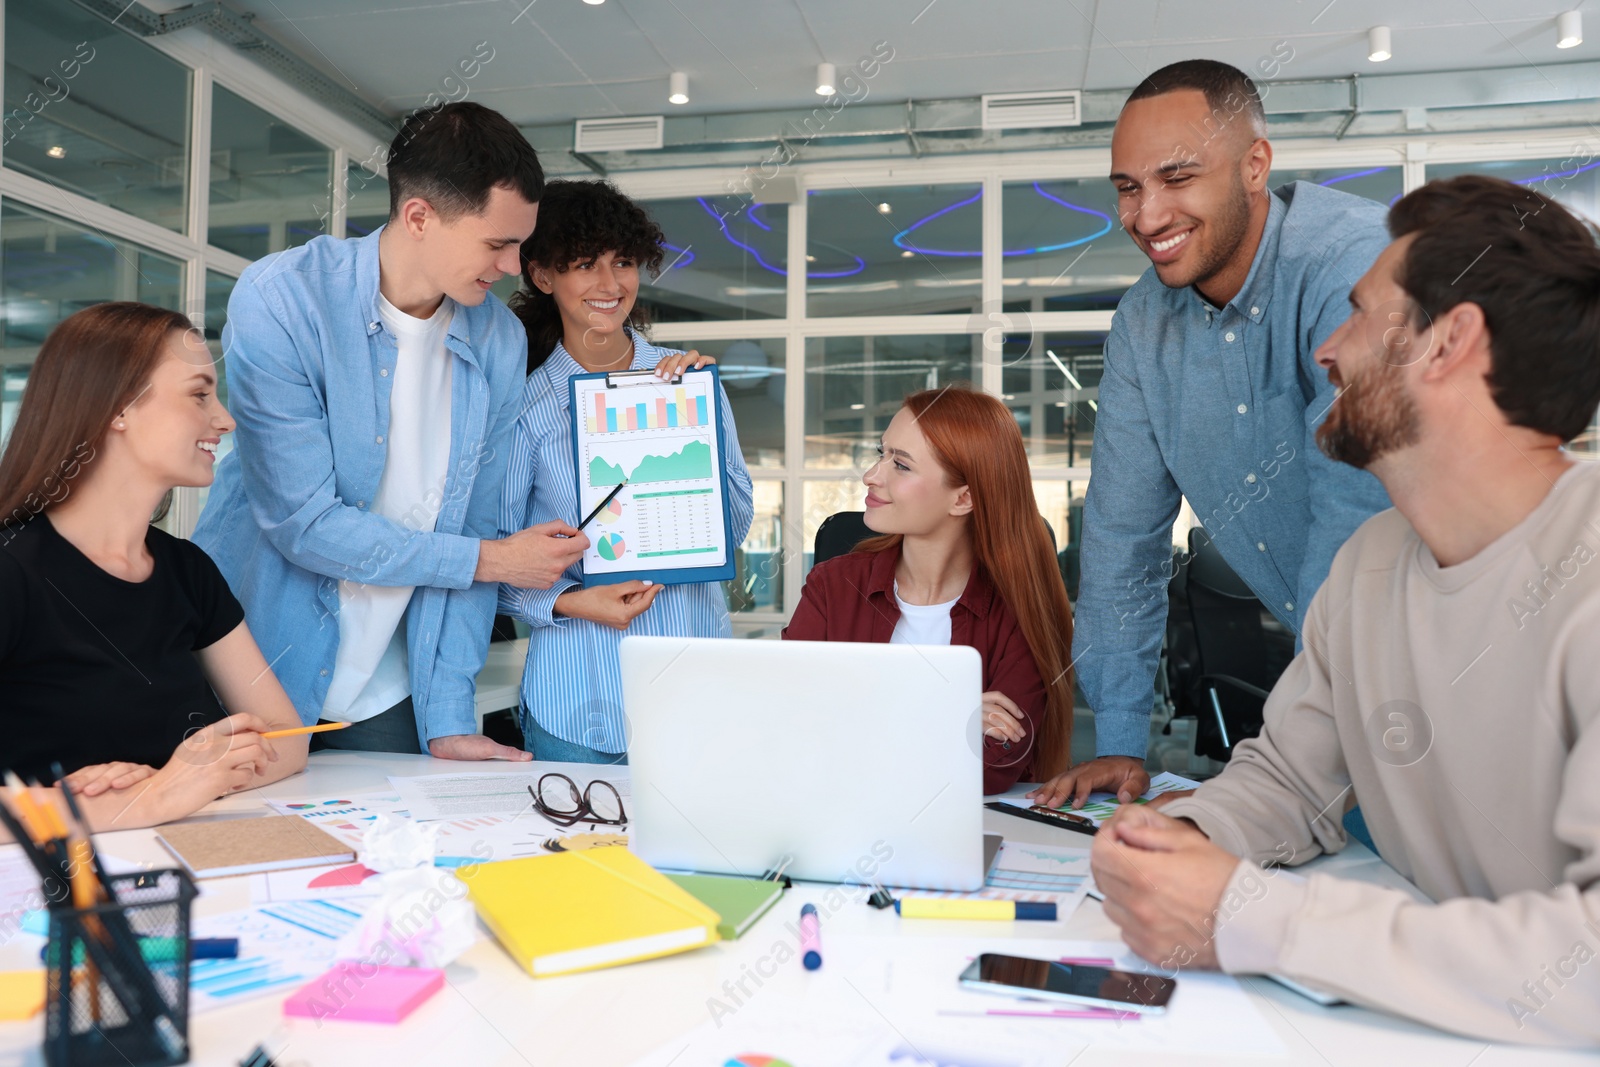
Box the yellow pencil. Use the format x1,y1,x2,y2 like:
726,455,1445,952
260,722,353,740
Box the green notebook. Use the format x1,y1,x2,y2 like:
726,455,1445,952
664,873,786,940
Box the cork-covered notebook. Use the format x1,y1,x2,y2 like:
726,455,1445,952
156,816,355,879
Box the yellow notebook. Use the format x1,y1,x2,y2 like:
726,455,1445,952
463,848,720,977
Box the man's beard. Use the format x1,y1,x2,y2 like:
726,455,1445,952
1316,352,1421,469
1162,174,1255,292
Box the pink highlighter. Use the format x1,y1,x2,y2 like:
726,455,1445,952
799,904,823,970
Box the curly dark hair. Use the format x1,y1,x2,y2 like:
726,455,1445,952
508,180,667,373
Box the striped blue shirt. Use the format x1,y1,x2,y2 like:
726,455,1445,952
496,331,755,752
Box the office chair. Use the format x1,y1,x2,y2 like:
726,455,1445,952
812,511,1057,568
1183,527,1285,761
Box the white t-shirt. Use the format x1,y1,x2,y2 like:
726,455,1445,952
889,580,958,646
322,293,456,722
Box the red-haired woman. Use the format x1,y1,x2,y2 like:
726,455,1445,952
0,302,307,830
782,386,1074,794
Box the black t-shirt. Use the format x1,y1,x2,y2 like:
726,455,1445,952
0,515,245,781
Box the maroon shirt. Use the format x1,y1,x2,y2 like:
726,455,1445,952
782,545,1046,794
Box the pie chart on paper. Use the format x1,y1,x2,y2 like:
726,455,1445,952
595,497,623,524
597,533,627,561
723,1057,796,1067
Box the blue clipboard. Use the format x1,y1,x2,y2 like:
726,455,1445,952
568,364,737,588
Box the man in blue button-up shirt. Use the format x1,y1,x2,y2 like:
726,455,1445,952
1034,60,1393,807
195,103,587,759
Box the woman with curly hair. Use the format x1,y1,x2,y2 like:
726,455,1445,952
497,180,754,763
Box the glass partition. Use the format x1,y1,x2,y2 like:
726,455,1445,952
804,334,979,468
207,86,333,258
2,0,191,232
639,194,786,321
806,184,983,317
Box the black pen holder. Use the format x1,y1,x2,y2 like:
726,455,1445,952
43,868,196,1067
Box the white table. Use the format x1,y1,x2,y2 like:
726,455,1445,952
2,752,1591,1067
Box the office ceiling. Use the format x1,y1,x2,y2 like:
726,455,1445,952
208,0,1597,125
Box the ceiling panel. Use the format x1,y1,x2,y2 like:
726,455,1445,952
223,0,1600,127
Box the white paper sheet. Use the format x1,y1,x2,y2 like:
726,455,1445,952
386,770,630,822
572,367,733,581
188,898,375,1012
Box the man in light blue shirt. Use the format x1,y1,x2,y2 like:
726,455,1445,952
1033,60,1392,806
195,103,587,759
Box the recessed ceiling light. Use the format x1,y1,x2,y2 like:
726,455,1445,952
46,145,66,159
900,250,914,258
877,202,892,214
1558,10,1582,48
1367,25,1392,62
849,403,865,410
668,71,688,105
816,62,836,96
583,0,605,5
805,254,816,262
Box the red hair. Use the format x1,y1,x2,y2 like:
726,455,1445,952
857,385,1075,777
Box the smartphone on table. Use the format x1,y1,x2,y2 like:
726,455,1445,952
958,953,1177,1014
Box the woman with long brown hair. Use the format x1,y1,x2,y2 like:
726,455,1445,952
783,385,1074,793
0,302,306,829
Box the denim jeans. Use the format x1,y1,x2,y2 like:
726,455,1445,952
310,698,422,755
521,713,628,766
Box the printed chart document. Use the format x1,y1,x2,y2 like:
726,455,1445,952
997,771,1202,828
570,367,736,586
388,769,630,822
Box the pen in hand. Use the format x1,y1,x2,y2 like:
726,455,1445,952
576,479,628,533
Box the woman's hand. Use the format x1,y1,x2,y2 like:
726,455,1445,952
981,691,1028,744
654,350,714,379
68,713,287,830
62,762,158,798
142,713,280,820
554,581,662,631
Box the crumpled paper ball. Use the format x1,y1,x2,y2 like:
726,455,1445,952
340,814,477,969
359,813,437,872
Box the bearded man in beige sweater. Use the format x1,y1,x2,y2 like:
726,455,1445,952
1091,172,1600,1047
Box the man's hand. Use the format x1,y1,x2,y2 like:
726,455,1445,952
478,520,589,588
428,734,533,761
1027,754,1149,808
1091,804,1239,970
554,581,662,630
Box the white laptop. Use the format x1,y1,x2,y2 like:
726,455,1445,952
620,636,986,891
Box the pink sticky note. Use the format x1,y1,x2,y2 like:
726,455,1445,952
283,962,444,1025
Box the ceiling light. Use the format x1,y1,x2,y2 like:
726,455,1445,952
900,250,914,258
805,254,816,262
46,145,66,159
877,202,892,214
816,62,836,96
668,71,688,105
849,403,865,410
583,0,605,5
1367,25,1392,62
1558,10,1582,48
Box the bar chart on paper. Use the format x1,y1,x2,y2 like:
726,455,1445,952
571,367,734,584
587,383,711,434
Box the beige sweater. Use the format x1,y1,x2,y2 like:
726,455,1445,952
1161,460,1600,1046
